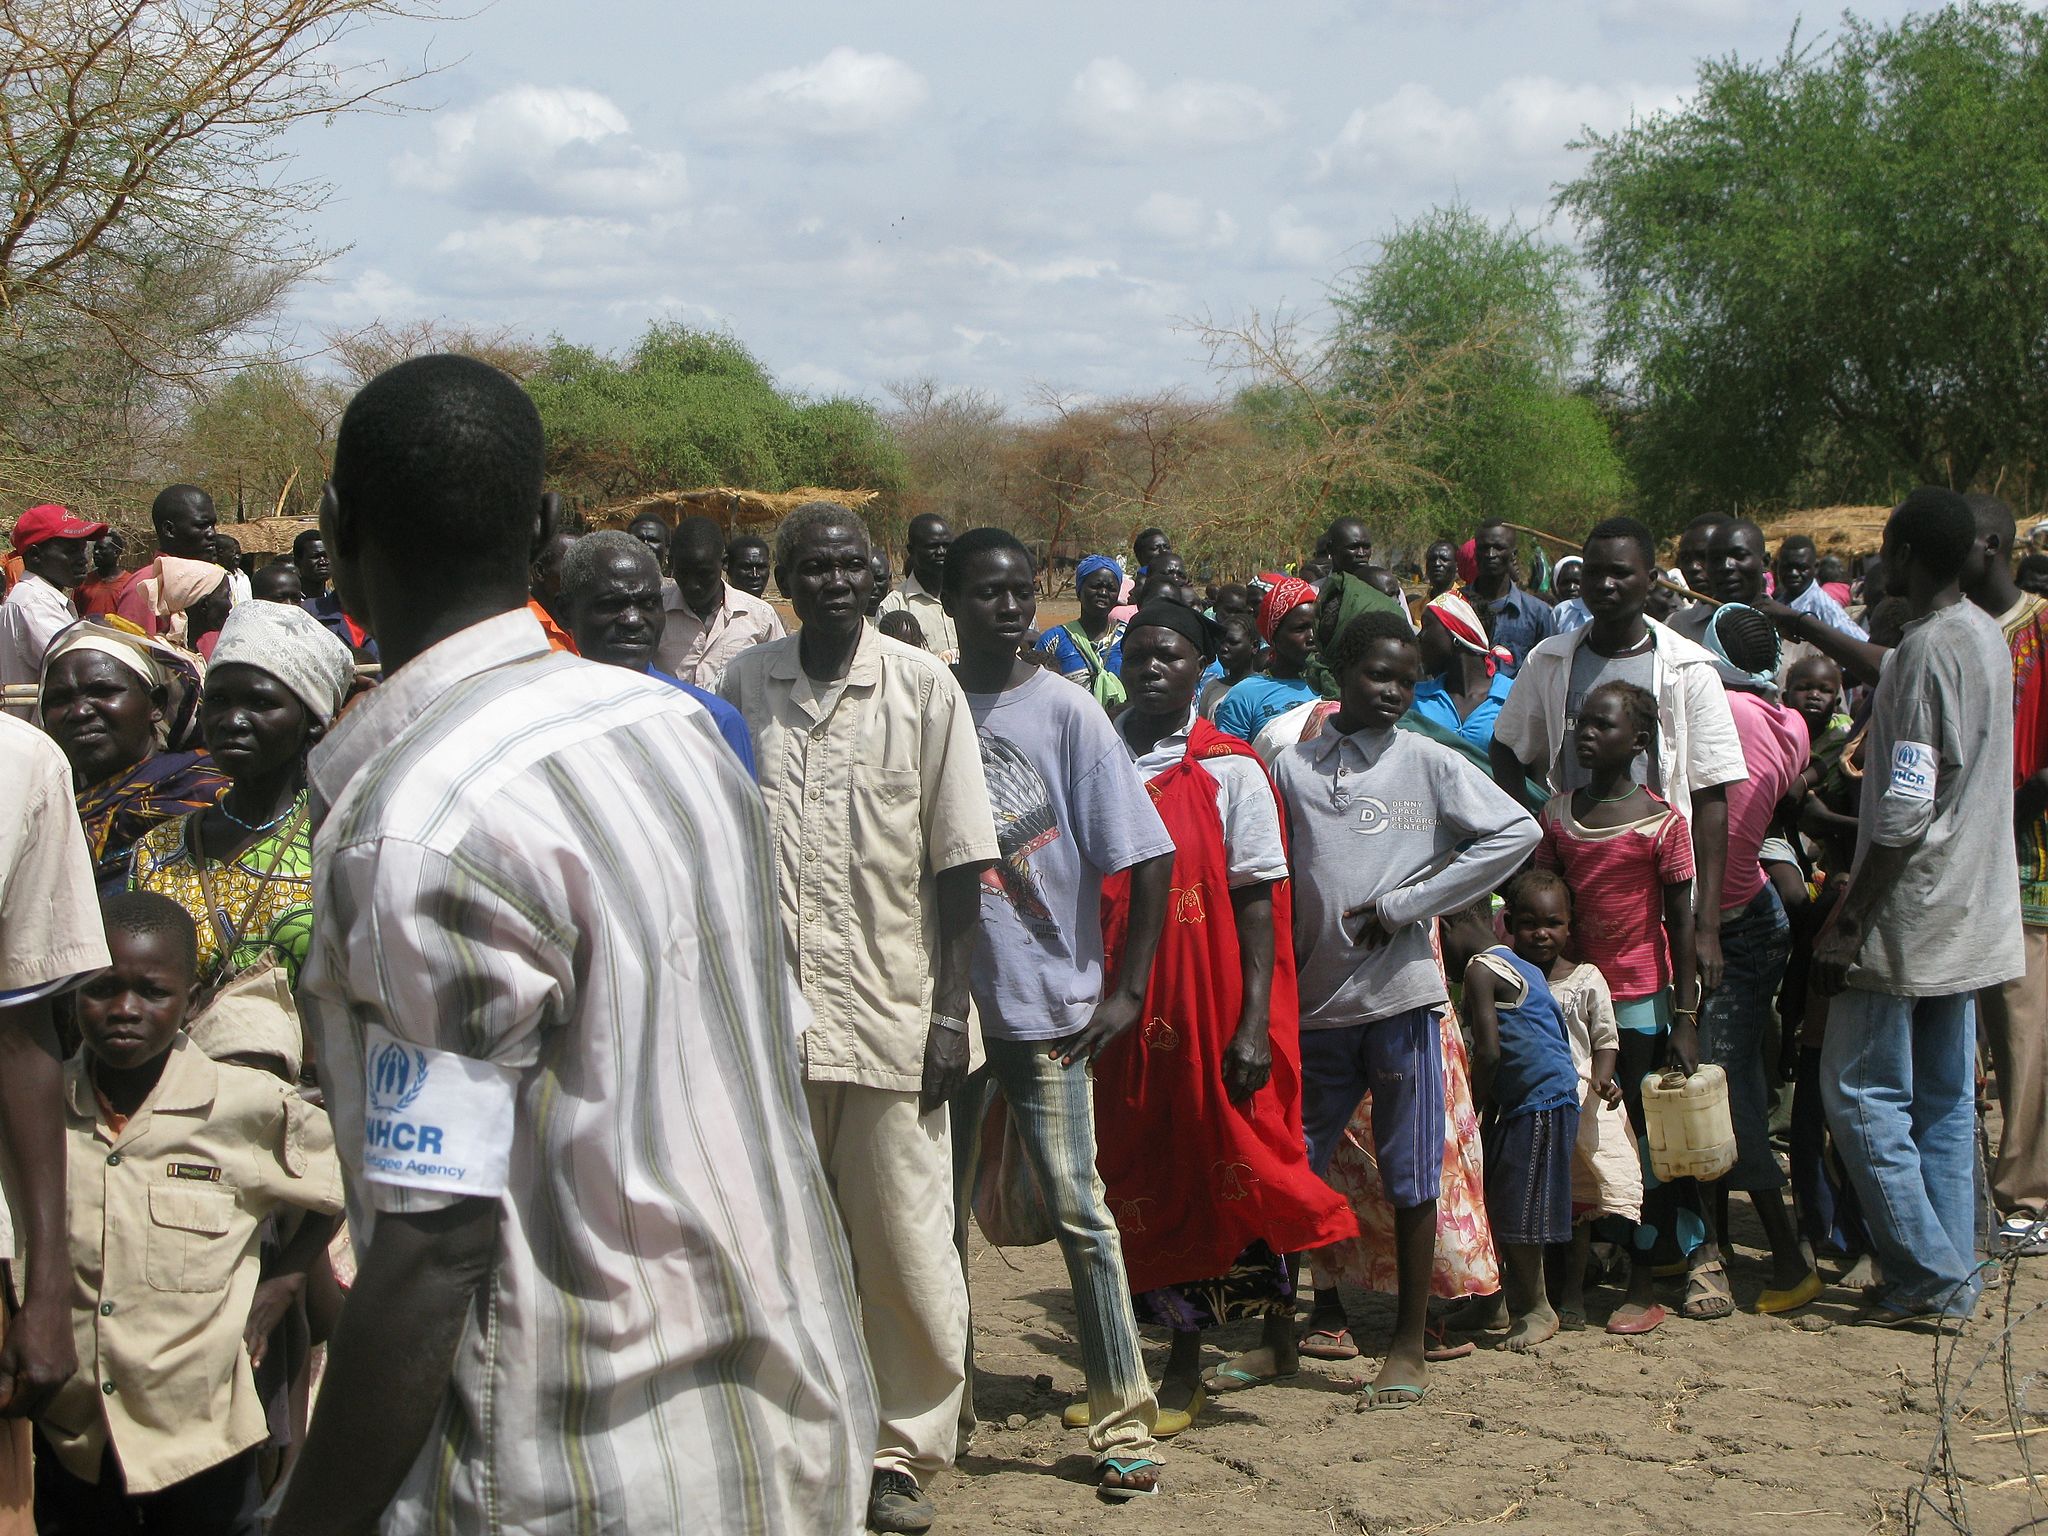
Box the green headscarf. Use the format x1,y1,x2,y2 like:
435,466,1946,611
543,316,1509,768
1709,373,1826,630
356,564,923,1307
1304,572,1407,700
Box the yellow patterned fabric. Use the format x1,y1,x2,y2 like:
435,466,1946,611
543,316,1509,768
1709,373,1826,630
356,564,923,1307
129,793,314,986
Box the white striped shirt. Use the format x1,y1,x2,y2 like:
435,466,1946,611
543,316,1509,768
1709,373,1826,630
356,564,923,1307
301,609,875,1535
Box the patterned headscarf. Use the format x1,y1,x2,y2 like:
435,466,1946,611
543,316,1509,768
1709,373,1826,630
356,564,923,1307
1424,590,1515,676
40,616,205,750
1075,554,1125,591
1256,574,1317,642
209,599,355,725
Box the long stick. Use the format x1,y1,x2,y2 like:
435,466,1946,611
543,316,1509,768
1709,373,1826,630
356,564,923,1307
1495,519,1716,605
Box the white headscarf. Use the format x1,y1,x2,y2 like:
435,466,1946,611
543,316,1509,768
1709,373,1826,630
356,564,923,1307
208,600,354,724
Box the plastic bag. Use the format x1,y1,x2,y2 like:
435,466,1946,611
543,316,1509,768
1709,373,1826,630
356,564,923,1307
971,1092,1056,1247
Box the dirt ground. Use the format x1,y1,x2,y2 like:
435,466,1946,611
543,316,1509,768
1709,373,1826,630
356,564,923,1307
936,1120,2048,1536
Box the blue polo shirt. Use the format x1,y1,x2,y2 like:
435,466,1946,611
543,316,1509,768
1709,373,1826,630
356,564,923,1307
648,668,756,776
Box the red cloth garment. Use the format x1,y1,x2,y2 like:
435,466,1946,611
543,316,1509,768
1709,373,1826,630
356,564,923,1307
73,574,125,617
1096,718,1356,1293
527,597,578,655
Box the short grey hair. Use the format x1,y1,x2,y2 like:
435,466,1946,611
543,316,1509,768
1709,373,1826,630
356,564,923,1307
774,501,869,572
561,530,659,603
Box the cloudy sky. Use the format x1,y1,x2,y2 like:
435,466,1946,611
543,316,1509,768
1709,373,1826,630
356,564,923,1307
283,0,1916,408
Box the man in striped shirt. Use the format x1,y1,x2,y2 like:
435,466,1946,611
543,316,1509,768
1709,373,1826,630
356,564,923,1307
276,355,875,1536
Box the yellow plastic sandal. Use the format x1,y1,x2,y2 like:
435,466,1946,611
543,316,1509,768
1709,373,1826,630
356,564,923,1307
1754,1270,1824,1315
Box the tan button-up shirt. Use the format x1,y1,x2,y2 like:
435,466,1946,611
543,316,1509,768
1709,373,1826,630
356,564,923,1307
722,626,998,1091
876,574,959,662
655,580,784,687
44,1036,342,1493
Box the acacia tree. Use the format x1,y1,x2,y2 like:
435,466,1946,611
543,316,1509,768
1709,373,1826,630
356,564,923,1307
1561,2,2048,520
0,0,437,512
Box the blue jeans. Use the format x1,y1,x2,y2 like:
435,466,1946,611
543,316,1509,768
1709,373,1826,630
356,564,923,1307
1699,885,1793,1191
980,1038,1158,1458
1821,990,1983,1317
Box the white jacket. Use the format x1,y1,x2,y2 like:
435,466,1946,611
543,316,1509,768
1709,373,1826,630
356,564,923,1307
1493,617,1748,826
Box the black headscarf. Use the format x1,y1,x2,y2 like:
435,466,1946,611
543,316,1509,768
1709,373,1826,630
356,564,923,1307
1125,599,1214,661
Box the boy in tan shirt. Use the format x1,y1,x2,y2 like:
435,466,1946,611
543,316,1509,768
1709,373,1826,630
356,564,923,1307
33,892,341,1534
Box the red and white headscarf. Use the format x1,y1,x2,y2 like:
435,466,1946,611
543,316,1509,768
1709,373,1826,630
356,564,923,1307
1425,590,1515,676
1256,574,1317,642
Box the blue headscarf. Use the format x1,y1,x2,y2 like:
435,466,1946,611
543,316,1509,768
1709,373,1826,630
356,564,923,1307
1075,554,1124,590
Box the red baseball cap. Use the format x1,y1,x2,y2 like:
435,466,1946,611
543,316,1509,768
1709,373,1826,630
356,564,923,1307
11,504,109,551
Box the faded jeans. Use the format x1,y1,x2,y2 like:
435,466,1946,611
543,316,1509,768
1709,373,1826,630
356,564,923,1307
1699,885,1793,1192
1821,989,1984,1317
977,1038,1159,1461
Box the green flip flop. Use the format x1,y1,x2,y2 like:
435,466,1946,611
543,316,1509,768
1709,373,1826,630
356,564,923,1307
1097,1457,1163,1501
1365,1382,1428,1411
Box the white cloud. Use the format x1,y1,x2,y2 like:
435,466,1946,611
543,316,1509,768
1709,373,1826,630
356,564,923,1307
712,47,930,144
1315,75,1675,187
1064,58,1284,156
392,85,686,216
1131,191,1239,249
1267,204,1336,266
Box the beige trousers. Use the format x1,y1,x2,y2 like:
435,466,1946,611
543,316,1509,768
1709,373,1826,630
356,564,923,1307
806,1080,969,1486
1979,926,2048,1220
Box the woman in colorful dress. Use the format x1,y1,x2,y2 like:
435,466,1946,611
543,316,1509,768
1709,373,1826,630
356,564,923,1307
1093,601,1357,1423
130,601,353,1001
38,618,225,893
1037,554,1129,708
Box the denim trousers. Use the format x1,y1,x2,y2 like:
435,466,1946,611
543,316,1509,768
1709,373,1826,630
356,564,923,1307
1820,989,1983,1316
1699,884,1793,1192
977,1038,1159,1459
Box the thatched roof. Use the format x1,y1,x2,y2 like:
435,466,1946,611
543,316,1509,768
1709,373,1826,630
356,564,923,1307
225,514,321,559
588,487,878,533
1757,505,1890,555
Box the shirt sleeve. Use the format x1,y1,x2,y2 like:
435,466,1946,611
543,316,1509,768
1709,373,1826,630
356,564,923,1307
1490,659,1548,771
1872,653,1943,848
1213,683,1256,744
921,673,1000,874
1377,747,1542,930
1582,968,1619,1053
0,732,110,991
1202,756,1290,886
251,1087,346,1218
1067,741,1175,877
1655,807,1697,883
1681,662,1750,792
328,836,572,1213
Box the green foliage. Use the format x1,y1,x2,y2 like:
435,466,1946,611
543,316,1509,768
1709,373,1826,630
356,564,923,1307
1561,2,2048,523
527,323,904,509
1317,204,1628,542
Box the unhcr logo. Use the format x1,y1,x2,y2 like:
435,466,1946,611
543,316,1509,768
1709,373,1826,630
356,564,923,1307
368,1040,429,1114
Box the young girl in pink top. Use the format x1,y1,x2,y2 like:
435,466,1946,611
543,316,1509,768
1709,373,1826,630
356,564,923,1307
1534,680,1715,1330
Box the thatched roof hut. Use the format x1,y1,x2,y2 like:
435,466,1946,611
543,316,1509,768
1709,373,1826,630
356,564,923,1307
226,514,322,560
1757,505,1890,556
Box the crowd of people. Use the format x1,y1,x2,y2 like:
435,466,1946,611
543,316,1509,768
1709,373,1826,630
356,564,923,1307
0,354,2041,1536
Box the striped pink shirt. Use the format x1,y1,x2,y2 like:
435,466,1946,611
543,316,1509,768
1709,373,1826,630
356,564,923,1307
1534,792,1695,1002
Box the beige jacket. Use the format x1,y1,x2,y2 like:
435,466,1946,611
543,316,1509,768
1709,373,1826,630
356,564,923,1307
41,1035,343,1492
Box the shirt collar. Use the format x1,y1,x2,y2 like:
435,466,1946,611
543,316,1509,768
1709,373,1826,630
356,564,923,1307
1118,702,1197,757
66,1033,219,1130
765,617,880,688
899,573,938,602
661,579,732,625
1307,720,1397,768
309,608,551,804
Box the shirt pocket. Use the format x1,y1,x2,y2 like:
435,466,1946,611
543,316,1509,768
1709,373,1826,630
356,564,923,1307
145,1185,239,1294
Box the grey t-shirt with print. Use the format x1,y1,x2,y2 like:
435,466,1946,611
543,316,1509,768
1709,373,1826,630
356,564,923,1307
963,670,1174,1042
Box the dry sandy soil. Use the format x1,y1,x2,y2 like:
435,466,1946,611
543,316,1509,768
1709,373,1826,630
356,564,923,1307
936,1144,2048,1536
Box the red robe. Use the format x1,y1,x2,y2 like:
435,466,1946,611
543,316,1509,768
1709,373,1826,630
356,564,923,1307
1097,717,1356,1293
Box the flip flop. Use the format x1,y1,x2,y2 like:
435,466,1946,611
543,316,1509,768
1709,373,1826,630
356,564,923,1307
1097,1457,1163,1501
1557,1306,1588,1332
1605,1303,1669,1336
1679,1260,1734,1320
1754,1270,1824,1315
1365,1382,1427,1411
1424,1319,1476,1361
1299,1326,1361,1361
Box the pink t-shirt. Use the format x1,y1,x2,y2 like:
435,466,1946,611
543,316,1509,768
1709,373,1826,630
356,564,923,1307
1534,792,1695,1002
1720,690,1810,910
